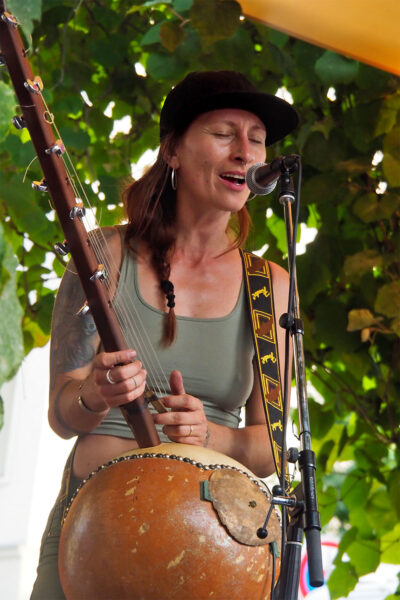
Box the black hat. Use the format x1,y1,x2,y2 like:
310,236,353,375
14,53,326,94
160,70,299,146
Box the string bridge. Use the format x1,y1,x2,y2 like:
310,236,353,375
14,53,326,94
144,390,168,413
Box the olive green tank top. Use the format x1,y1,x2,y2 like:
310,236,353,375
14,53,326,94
91,246,255,442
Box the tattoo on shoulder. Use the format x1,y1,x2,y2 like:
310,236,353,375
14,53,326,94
50,264,100,389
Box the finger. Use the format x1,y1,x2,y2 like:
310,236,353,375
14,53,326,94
162,424,197,439
106,380,147,408
169,369,185,395
99,368,147,395
95,349,137,369
153,408,195,426
161,394,200,412
105,360,143,384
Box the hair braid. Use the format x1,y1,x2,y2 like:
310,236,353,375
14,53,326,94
123,132,251,347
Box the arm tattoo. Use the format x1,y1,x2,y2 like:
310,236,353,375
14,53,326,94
49,227,121,391
50,262,100,390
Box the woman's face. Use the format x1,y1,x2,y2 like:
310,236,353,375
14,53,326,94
170,108,267,216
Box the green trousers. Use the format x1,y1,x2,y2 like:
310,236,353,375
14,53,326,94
30,446,82,600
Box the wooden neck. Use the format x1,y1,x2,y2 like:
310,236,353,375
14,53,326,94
0,4,160,447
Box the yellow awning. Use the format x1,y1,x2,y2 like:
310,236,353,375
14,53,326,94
241,0,400,76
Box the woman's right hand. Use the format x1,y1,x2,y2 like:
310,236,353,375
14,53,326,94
79,349,147,413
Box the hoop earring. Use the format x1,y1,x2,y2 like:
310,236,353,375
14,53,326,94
171,168,177,191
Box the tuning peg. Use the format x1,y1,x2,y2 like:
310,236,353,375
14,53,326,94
69,200,86,220
1,11,18,27
76,301,90,317
24,76,43,94
90,264,105,282
32,179,48,192
12,115,26,129
53,241,70,256
45,139,65,157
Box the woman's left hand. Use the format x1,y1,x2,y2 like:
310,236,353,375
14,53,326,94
152,370,209,446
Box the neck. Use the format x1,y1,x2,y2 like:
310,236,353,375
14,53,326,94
174,214,234,264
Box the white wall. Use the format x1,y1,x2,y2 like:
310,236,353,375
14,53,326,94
0,345,74,600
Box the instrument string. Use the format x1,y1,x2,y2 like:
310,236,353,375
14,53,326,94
37,90,170,397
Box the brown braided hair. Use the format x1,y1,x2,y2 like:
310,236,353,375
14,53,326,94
123,131,251,346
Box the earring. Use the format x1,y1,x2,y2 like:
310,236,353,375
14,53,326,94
171,168,177,191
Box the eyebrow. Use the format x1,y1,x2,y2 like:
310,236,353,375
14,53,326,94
215,120,266,133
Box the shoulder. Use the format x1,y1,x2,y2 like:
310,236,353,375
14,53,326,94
88,225,127,272
268,260,289,285
267,260,289,310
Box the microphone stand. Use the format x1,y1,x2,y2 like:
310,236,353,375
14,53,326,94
269,160,324,599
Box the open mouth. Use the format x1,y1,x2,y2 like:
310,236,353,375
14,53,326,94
220,173,246,186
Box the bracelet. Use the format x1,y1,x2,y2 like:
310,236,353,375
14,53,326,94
78,395,108,415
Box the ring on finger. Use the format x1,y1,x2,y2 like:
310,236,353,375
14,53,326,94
132,376,137,389
106,368,116,385
188,424,193,437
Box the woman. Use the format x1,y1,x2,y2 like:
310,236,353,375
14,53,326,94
31,70,298,599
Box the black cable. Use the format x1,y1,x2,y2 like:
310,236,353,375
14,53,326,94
270,547,276,600
277,157,303,566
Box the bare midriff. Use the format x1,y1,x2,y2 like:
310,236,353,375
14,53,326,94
73,434,140,479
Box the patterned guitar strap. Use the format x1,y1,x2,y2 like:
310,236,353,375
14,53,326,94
240,249,290,492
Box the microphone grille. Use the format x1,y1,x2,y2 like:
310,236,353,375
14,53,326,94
245,162,278,196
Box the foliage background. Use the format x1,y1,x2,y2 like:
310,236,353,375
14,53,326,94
0,0,399,597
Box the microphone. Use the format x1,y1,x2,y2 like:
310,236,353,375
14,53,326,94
246,155,299,196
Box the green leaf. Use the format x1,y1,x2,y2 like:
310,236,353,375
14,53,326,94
173,0,193,10
141,22,164,46
8,0,42,37
146,52,187,80
381,523,400,564
0,175,58,246
383,154,400,187
160,22,185,52
343,250,383,283
353,192,400,223
346,538,380,576
366,488,399,535
0,82,16,142
328,561,358,600
315,51,359,85
374,282,400,319
390,316,400,337
389,471,400,519
375,96,400,137
0,225,24,387
318,484,337,526
347,309,380,332
190,0,241,46
341,471,371,511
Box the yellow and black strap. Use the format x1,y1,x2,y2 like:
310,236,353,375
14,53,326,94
240,249,289,491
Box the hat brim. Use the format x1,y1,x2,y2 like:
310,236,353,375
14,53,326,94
162,90,299,146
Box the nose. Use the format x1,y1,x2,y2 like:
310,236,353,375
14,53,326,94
232,134,255,166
